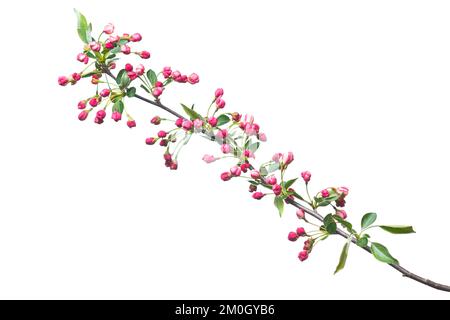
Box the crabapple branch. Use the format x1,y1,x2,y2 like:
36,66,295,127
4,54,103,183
59,10,450,292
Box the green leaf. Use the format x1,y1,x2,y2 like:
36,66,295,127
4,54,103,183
326,222,337,234
260,162,280,177
181,104,203,120
274,196,284,217
323,214,334,227
140,84,150,93
146,69,158,86
356,237,369,248
116,70,126,84
371,242,399,265
334,242,350,274
333,215,355,234
120,73,131,89
379,225,416,234
247,141,260,153
216,114,231,126
126,87,136,97
113,100,124,114
109,46,121,54
74,9,90,44
86,52,96,59
284,178,297,190
361,212,377,229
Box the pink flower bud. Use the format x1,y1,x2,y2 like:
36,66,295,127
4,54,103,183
100,89,110,97
105,40,114,49
152,87,163,97
240,163,250,173
216,98,226,109
139,51,151,59
202,154,217,164
77,53,88,63
249,184,257,192
89,98,98,107
282,152,294,165
303,240,311,251
103,23,115,34
208,117,218,127
265,176,277,185
175,118,183,127
128,71,137,81
78,100,86,109
221,172,232,181
155,81,163,87
244,150,254,158
159,139,168,146
125,63,133,72
321,189,330,198
121,45,131,54
215,88,224,98
301,171,311,183
296,227,306,237
272,184,282,196
179,75,188,83
58,76,69,86
216,129,228,139
336,198,346,207
172,70,181,80
78,110,89,121
109,35,120,43
188,73,199,84
298,250,309,262
96,109,106,120
193,119,203,129
127,120,136,128
157,130,167,138
89,41,101,52
231,112,241,122
258,133,267,142
338,187,349,197
163,66,172,78
151,116,161,125
135,64,145,76
145,137,156,145
252,192,265,200
112,111,122,122
250,170,260,179
94,117,104,124
182,120,193,130
336,210,347,220
71,73,81,82
288,232,299,242
130,33,142,42
170,162,178,170
230,166,242,176
272,153,282,163
163,153,172,162
109,62,116,69
296,209,305,219
221,144,231,154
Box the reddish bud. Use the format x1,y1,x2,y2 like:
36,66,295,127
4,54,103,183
298,250,309,262
139,51,151,59
103,23,115,34
127,120,136,128
127,71,137,81
221,172,232,181
258,132,267,142
131,33,142,42
336,198,346,207
301,171,311,183
296,209,305,219
109,35,120,43
221,144,231,154
282,152,294,166
188,73,199,84
175,118,183,127
71,73,81,82
121,45,131,54
249,184,257,192
272,184,282,196
250,170,260,179
296,227,306,237
125,63,133,72
216,98,226,109
252,192,265,200
89,98,98,107
89,41,101,52
58,76,69,86
135,64,145,76
155,81,164,87
288,232,299,242
208,117,218,127
105,40,114,49
157,130,167,138
77,53,88,63
231,112,241,122
96,109,106,120
215,88,224,98
321,189,330,198
78,110,89,121
145,137,156,145
265,176,277,185
151,116,161,125
159,139,168,146
112,111,122,122
182,120,193,131
336,210,347,220
100,89,110,97
162,66,172,78
230,166,242,176
78,100,86,109
152,87,163,97
170,162,178,170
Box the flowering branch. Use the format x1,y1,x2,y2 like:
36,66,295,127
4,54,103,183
59,10,450,292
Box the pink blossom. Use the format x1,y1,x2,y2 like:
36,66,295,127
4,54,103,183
221,144,231,154
193,119,203,129
265,176,277,185
152,87,163,97
96,109,106,120
252,192,265,200
215,88,224,98
336,210,347,220
298,250,309,262
112,111,122,122
163,66,172,78
221,172,232,181
250,170,260,179
105,40,114,49
321,189,330,198
296,208,305,219
109,35,120,43
216,98,226,109
131,33,142,42
127,120,136,128
202,154,217,164
258,133,267,142
208,117,218,127
139,51,151,59
58,76,69,86
216,129,228,139
182,120,193,130
272,153,283,163
288,232,299,242
78,110,89,121
188,73,199,84
296,228,306,237
89,41,101,52
301,171,311,183
121,45,131,54
128,71,137,81
230,166,242,176
272,184,282,196
135,64,145,76
103,23,115,34
282,152,294,165
77,53,88,64
338,186,349,196
243,114,254,124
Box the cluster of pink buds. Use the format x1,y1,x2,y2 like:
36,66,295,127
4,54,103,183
162,66,199,85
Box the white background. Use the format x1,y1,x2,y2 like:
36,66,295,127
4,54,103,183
0,0,449,299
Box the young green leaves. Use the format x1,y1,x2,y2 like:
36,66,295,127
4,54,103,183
74,9,92,44
371,243,399,265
